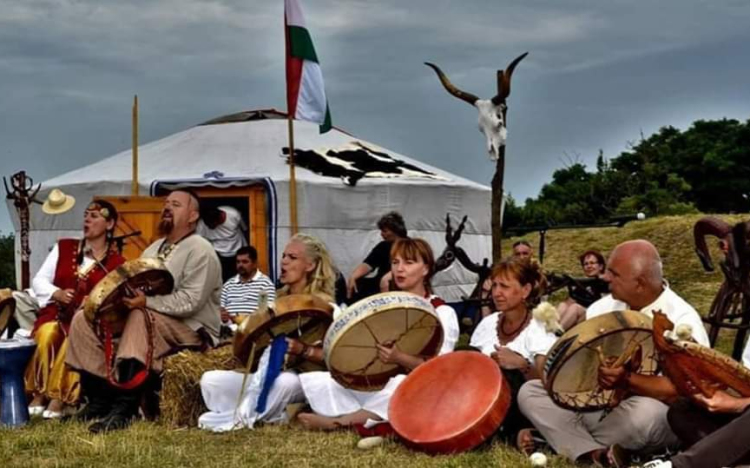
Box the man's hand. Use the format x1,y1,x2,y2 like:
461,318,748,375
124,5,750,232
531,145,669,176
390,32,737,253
694,390,750,413
346,277,358,299
598,364,629,390
122,290,147,310
52,288,75,305
491,345,527,370
220,307,230,323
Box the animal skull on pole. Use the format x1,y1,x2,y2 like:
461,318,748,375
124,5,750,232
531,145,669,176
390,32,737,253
425,52,528,262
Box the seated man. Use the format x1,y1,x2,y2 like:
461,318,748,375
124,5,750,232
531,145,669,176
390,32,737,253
638,332,750,468
66,189,222,433
518,240,709,466
220,246,276,325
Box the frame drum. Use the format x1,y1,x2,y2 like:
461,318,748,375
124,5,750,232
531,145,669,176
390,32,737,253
84,258,174,335
543,310,658,411
233,294,334,372
324,292,444,391
389,351,510,454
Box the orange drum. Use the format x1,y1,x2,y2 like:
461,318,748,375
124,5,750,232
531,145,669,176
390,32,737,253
388,351,510,454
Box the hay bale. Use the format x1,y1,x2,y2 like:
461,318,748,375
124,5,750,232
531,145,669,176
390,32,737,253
160,345,239,427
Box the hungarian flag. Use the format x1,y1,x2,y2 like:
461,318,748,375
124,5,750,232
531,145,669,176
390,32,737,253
285,0,332,133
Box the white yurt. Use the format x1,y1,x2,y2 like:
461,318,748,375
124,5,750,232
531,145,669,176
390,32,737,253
8,109,492,302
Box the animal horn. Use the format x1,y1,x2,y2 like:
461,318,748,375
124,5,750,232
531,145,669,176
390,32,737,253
424,62,479,106
492,51,529,105
693,216,732,272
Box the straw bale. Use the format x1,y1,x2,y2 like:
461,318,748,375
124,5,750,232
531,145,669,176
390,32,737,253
160,344,239,427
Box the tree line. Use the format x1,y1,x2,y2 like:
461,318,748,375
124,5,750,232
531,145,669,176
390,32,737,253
504,118,750,228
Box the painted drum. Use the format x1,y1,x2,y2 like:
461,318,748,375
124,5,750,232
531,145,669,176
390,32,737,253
324,292,444,391
389,351,510,454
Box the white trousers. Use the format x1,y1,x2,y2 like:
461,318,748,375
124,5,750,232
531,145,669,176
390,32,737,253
198,370,304,432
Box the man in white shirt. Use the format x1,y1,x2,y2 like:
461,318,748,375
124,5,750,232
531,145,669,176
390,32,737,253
197,205,248,282
220,246,276,323
519,240,709,466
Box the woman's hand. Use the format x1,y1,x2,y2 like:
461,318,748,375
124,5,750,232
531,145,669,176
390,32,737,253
52,288,75,305
376,342,405,365
491,345,527,370
285,338,306,356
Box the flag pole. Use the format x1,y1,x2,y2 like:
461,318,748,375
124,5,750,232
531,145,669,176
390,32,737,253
132,95,139,196
287,115,298,235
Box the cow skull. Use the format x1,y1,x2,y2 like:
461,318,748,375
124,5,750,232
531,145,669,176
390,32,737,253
425,52,528,161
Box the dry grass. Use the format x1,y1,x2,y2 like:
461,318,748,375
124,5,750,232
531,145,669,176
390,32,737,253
2,214,744,467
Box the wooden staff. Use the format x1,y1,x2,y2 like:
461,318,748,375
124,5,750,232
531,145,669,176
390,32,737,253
287,116,298,235
132,95,139,196
3,171,41,289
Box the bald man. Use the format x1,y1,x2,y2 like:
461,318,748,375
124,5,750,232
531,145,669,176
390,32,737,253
66,189,222,433
517,240,708,466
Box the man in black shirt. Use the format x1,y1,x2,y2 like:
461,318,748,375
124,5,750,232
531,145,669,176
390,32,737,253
346,212,407,303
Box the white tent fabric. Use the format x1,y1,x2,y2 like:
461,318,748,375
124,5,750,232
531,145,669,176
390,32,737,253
7,110,492,302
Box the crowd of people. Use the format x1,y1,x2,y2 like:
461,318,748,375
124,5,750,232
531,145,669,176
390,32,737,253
7,190,750,468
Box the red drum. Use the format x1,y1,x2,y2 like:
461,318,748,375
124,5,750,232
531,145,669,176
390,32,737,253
388,351,510,454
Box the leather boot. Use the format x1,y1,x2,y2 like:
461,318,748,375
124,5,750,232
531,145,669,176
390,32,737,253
88,359,143,434
73,372,113,422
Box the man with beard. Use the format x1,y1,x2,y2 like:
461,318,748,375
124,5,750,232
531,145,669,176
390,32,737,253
66,189,222,433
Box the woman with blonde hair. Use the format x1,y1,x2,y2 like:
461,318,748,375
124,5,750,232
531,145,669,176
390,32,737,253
198,233,338,431
296,237,460,430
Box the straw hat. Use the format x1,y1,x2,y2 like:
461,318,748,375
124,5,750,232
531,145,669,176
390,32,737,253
42,188,76,215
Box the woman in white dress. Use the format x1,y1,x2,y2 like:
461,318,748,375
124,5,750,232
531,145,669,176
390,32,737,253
198,233,337,431
468,257,558,447
296,237,460,430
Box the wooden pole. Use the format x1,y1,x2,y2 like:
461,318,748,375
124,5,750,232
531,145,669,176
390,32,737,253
132,95,139,196
287,116,298,234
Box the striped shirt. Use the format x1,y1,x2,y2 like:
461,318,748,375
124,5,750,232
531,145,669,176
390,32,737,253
220,270,276,315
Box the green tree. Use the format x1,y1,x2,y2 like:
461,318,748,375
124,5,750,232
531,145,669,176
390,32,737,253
0,233,16,289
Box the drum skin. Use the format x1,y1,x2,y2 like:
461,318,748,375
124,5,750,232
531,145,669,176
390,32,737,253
233,293,333,372
543,310,657,411
324,292,444,391
0,289,16,337
389,351,510,454
84,258,173,334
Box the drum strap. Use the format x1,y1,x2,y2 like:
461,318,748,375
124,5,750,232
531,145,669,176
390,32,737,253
101,308,155,390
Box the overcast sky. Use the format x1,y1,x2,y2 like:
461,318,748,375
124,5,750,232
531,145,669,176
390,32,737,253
2,0,749,234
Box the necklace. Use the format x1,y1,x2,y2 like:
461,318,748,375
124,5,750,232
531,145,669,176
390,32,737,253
498,310,530,338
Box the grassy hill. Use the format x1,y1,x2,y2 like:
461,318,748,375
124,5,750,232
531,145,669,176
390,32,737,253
2,214,746,467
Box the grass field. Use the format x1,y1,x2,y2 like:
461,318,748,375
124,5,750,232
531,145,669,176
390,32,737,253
2,214,743,467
